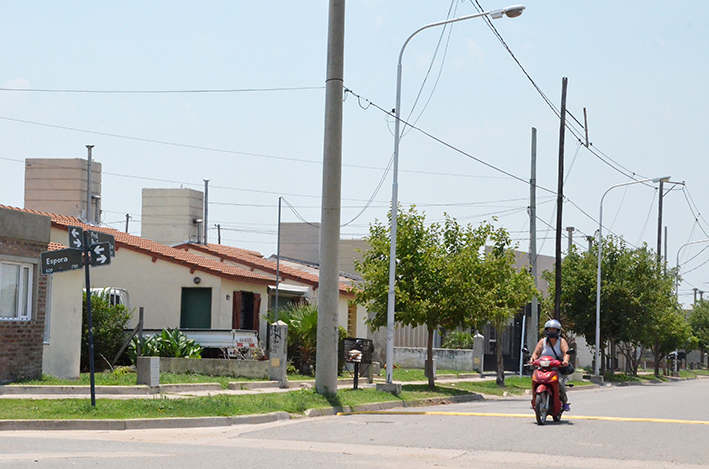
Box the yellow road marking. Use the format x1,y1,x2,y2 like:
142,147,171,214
337,411,709,425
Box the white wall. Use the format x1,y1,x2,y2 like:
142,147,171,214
42,270,83,378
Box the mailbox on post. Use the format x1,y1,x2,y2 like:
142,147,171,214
342,338,373,390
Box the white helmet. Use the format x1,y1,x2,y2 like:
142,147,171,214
544,319,562,338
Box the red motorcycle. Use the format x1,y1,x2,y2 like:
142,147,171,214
528,355,569,425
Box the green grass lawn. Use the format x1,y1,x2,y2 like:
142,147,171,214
0,385,476,421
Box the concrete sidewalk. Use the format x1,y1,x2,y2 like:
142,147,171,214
0,373,500,400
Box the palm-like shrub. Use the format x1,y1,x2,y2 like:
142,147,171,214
127,328,203,363
267,303,319,375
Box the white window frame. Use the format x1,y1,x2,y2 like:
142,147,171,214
0,261,33,321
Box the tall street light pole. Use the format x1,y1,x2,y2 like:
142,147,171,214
385,5,526,385
594,176,669,378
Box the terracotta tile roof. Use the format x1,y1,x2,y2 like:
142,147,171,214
0,205,272,285
174,242,356,295
47,242,67,251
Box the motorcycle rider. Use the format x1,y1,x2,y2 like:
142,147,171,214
529,319,574,411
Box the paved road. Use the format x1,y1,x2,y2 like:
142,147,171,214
1,379,708,468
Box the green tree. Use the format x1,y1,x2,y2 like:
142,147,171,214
81,291,132,371
689,300,709,356
550,235,683,376
355,207,532,389
480,234,537,386
642,305,691,376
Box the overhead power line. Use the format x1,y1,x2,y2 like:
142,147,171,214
0,86,324,94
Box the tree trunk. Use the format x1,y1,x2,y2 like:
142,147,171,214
496,324,505,386
653,339,661,377
426,326,435,390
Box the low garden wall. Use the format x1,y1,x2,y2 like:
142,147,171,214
159,357,269,379
393,347,478,372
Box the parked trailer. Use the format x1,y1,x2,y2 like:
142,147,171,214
141,329,259,358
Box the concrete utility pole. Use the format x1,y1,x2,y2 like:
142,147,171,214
125,213,131,233
316,0,345,396
86,145,94,224
528,127,539,350
554,77,568,322
203,179,209,245
566,226,574,252
657,179,664,264
275,197,282,321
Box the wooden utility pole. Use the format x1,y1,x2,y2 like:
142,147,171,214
555,77,568,322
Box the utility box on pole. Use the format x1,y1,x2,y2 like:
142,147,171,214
269,321,288,387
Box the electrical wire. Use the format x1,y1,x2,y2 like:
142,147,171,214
634,189,658,246
402,0,458,138
341,152,395,227
0,86,324,94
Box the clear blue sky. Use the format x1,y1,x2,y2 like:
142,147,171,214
1,1,708,305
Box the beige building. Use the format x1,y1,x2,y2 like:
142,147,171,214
24,158,102,223
175,243,367,340
279,222,369,278
3,205,370,379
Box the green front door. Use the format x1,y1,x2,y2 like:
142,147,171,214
180,288,212,329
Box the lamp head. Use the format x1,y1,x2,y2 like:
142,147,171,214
652,176,671,183
491,5,525,19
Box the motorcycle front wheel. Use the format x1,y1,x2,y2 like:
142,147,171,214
534,393,548,425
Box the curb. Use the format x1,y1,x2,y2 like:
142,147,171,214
0,411,292,431
304,392,485,417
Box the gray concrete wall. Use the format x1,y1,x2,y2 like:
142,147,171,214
393,347,475,372
159,357,269,379
0,208,51,244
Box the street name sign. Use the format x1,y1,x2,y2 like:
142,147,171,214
68,226,116,256
88,230,115,257
41,248,83,274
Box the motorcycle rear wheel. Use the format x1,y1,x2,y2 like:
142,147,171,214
534,393,548,425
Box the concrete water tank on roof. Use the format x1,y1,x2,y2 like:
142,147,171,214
24,158,102,221
141,188,204,246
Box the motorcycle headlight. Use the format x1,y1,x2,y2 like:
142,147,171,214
539,359,551,367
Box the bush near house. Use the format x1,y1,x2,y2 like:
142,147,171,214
81,291,132,371
127,328,203,364
441,331,476,350
266,303,347,376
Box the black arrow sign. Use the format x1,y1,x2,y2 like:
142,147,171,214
89,242,111,266
68,225,84,250
41,248,84,274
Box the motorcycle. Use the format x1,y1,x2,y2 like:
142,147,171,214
525,348,575,425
